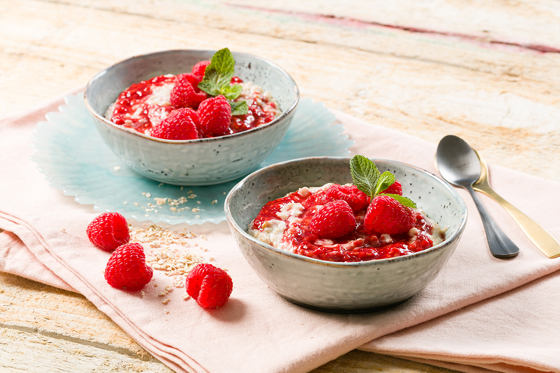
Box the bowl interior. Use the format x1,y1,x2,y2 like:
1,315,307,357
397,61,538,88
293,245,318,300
86,50,298,125
227,157,467,258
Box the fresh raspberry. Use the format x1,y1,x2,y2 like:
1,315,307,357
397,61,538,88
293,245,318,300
231,76,243,84
170,74,207,108
151,108,199,140
191,60,211,78
86,212,130,252
302,189,332,210
104,243,153,291
364,195,414,235
381,181,403,196
309,200,356,239
197,95,232,137
186,264,233,309
326,184,368,212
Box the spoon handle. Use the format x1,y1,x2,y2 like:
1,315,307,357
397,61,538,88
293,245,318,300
474,184,560,258
467,186,519,259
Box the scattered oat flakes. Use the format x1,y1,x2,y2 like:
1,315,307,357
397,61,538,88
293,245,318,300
162,299,170,305
130,224,204,278
192,208,200,213
154,197,167,205
211,199,218,204
182,293,191,300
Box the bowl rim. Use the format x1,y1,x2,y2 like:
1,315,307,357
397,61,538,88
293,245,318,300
225,156,468,268
83,49,300,145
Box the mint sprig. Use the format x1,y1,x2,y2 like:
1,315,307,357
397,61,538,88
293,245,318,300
350,155,417,208
197,48,248,115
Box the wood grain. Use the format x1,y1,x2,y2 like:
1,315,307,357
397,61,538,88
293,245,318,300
1,0,559,371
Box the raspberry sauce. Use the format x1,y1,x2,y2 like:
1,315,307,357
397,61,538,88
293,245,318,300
250,185,444,263
107,75,279,138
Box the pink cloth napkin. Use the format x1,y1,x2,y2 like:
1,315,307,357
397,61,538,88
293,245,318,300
1,92,560,373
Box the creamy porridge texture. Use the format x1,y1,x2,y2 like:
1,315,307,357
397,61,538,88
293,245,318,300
249,183,446,262
103,48,281,140
249,156,447,263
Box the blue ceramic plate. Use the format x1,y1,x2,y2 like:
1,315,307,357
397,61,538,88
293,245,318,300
31,93,353,224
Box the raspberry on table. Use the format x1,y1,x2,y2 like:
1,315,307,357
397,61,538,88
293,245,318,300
151,108,199,140
326,184,369,212
381,181,403,196
191,60,211,78
86,212,130,252
170,74,207,108
104,243,153,291
309,200,356,239
197,95,232,137
186,263,233,309
364,195,414,235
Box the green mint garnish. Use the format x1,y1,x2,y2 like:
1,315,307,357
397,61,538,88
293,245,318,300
350,155,417,208
197,48,248,115
230,100,248,116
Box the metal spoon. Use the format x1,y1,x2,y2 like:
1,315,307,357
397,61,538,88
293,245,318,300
473,150,560,258
436,135,519,259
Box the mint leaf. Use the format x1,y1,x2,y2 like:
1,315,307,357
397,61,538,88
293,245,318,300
197,80,221,97
374,171,395,195
350,155,380,199
221,84,243,100
197,48,245,106
230,100,248,116
204,48,235,88
379,193,417,208
350,155,417,209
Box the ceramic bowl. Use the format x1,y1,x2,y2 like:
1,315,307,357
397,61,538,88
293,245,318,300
84,50,299,186
225,157,468,313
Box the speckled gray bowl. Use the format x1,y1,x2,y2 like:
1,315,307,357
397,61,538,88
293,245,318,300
85,50,299,186
225,157,468,313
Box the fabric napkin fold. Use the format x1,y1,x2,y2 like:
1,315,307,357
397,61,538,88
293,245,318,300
1,92,560,373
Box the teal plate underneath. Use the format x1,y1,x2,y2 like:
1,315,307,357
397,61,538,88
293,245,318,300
31,93,353,225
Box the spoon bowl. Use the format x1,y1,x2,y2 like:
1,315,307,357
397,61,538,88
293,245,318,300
436,135,519,259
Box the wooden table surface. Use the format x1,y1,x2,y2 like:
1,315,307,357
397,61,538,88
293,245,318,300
1,1,559,372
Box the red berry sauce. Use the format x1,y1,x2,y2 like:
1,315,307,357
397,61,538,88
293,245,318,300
106,75,279,138
250,185,445,263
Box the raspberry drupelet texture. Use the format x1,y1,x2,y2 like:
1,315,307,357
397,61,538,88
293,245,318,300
104,243,153,291
86,212,130,252
309,200,357,239
381,180,403,195
186,263,233,309
326,184,369,212
364,195,414,235
197,95,232,137
191,60,211,78
151,108,199,140
170,73,207,108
